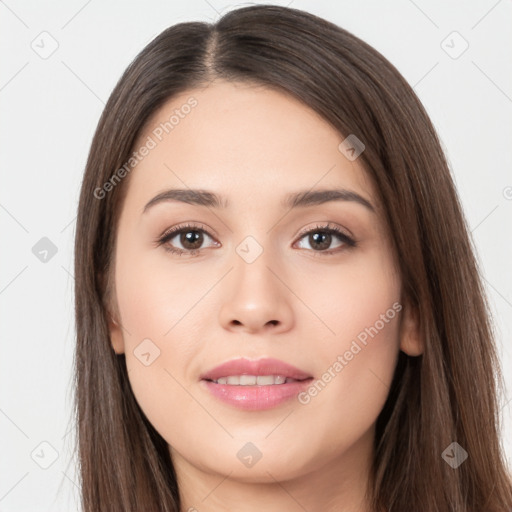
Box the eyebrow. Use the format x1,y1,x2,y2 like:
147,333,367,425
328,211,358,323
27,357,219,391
142,188,375,213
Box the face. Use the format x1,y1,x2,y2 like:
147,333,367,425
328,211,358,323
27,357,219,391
107,79,421,490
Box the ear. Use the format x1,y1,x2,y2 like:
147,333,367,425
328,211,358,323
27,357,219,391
399,300,423,356
107,310,125,355
100,269,125,355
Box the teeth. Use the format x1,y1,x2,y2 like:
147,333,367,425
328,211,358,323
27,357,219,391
214,375,295,385
240,375,257,385
257,375,280,385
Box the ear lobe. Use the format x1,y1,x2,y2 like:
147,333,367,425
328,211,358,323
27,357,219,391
399,301,423,357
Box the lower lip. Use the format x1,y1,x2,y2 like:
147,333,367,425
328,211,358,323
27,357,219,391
200,378,313,411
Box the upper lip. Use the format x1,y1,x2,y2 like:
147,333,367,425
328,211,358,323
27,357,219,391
200,357,313,381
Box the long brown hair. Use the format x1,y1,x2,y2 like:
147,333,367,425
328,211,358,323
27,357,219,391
72,4,512,511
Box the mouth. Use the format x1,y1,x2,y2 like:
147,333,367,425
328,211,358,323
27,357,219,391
203,375,309,385
199,357,313,411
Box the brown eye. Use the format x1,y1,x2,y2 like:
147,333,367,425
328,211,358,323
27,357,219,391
295,224,356,254
157,223,219,256
307,231,333,251
178,230,204,250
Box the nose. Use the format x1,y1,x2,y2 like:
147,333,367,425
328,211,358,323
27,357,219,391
218,246,294,335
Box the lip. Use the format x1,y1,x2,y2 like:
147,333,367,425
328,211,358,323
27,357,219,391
199,357,313,411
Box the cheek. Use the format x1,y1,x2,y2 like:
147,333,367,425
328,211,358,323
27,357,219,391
298,252,402,423
310,246,401,351
113,235,228,435
116,276,201,447
114,240,207,347
292,303,401,471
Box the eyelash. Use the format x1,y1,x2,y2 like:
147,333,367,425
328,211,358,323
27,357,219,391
156,222,357,257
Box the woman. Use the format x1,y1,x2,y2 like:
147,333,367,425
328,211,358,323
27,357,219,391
73,4,512,511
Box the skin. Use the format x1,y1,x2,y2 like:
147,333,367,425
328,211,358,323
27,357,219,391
108,79,422,512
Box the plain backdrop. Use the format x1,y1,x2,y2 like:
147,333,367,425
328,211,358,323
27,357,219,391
1,1,511,510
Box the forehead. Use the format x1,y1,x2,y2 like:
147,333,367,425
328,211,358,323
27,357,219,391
126,79,376,211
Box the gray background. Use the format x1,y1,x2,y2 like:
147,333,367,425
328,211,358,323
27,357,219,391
1,0,511,510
